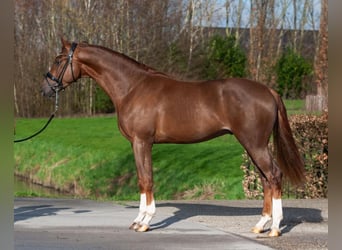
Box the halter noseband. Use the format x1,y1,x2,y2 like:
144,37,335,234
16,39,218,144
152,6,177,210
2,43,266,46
45,42,78,93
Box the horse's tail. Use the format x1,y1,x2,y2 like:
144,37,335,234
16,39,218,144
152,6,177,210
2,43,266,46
269,88,306,186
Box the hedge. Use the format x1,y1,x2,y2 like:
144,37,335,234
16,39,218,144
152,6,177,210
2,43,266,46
241,112,328,199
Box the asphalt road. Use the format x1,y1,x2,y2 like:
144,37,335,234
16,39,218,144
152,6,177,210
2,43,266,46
14,198,327,250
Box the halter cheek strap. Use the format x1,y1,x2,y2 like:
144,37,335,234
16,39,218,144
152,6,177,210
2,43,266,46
69,42,78,82
69,42,78,61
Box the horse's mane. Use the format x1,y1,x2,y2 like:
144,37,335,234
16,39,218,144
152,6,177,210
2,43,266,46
79,42,170,78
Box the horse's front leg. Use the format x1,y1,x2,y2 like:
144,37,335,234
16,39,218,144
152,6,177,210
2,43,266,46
129,138,155,232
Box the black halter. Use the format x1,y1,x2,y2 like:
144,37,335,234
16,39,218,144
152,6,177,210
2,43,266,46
45,42,78,93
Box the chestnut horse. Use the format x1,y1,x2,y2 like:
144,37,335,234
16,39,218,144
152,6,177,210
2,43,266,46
42,38,305,237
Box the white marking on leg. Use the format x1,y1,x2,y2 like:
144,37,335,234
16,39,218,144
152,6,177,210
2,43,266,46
271,198,283,231
141,198,156,226
255,214,272,229
133,193,147,223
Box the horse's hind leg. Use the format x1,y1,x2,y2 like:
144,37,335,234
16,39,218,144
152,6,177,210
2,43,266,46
251,176,272,233
247,147,283,237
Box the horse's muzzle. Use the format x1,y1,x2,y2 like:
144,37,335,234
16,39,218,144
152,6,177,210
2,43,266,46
41,81,56,98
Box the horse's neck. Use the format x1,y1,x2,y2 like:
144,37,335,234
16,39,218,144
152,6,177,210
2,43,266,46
78,46,146,107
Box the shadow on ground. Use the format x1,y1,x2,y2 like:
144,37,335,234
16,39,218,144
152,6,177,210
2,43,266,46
126,202,324,235
14,205,91,223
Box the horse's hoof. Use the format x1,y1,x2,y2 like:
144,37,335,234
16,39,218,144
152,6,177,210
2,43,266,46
251,227,263,234
135,224,150,232
268,229,281,237
129,222,140,230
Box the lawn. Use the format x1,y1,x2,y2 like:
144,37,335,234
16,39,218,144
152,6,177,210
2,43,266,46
14,116,245,200
283,99,305,114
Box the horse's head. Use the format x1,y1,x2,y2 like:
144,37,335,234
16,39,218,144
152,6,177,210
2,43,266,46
41,37,81,97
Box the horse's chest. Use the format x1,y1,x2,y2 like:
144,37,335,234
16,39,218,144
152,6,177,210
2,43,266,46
117,110,157,141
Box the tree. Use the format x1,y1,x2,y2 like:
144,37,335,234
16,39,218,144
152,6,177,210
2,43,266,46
247,0,269,82
306,0,327,111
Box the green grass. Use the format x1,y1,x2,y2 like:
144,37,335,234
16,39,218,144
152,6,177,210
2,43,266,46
283,99,305,114
14,116,245,200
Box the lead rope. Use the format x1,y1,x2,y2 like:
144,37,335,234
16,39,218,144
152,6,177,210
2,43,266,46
14,91,60,143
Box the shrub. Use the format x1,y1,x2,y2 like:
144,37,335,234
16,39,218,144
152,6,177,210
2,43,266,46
275,48,312,99
167,42,187,74
94,86,114,113
241,112,328,199
203,35,246,79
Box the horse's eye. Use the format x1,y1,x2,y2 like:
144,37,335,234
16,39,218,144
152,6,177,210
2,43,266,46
55,60,61,66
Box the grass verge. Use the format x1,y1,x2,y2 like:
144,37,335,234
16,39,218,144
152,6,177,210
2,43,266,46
14,116,245,200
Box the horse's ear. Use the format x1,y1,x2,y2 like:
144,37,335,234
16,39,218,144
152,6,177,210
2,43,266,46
60,36,71,49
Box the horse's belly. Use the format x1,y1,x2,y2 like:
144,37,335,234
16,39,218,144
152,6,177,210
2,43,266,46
154,118,230,143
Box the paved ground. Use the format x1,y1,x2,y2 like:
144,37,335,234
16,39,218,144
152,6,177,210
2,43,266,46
14,198,327,250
